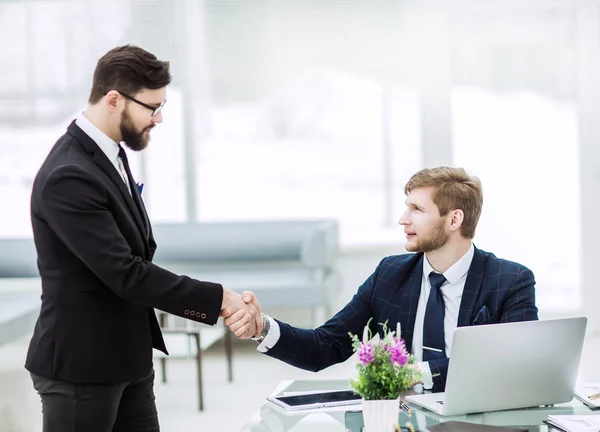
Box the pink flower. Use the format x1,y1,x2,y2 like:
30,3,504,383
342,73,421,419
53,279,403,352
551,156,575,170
393,336,405,348
358,342,374,364
389,337,409,366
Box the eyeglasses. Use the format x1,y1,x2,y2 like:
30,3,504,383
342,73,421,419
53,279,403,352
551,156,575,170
118,91,167,117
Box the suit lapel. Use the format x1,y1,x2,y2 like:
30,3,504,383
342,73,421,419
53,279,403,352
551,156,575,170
457,246,486,327
398,253,424,351
67,122,149,245
134,186,150,241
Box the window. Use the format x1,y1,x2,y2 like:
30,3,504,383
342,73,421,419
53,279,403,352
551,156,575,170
451,5,581,313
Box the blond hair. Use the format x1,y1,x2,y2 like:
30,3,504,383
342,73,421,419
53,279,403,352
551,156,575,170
404,167,483,239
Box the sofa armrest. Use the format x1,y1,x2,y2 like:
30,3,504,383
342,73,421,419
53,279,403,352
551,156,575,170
301,221,339,269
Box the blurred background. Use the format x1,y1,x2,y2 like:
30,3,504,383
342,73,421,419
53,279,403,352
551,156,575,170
1,0,599,431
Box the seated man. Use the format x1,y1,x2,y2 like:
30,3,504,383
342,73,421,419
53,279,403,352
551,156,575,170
227,166,538,391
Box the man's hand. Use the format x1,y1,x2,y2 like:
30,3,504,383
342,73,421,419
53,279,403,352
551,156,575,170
220,289,262,339
222,290,263,339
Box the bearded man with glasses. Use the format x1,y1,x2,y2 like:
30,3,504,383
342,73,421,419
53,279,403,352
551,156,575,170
25,44,261,432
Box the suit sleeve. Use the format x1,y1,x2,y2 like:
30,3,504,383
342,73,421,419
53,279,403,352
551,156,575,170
499,266,539,322
264,261,384,372
39,164,223,325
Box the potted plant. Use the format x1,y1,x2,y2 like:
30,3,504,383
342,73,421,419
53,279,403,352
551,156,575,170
349,320,425,432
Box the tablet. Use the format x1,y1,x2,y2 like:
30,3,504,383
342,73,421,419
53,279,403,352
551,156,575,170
266,389,362,411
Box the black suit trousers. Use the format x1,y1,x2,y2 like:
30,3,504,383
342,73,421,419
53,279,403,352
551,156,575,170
30,369,159,432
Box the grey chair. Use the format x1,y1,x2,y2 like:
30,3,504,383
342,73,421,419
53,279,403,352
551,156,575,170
154,311,233,411
0,238,41,347
151,220,340,411
152,220,340,322
0,238,39,278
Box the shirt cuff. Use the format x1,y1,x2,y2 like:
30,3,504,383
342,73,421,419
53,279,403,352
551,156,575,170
257,315,280,353
419,361,434,390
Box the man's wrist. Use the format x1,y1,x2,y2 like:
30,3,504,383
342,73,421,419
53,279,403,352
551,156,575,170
255,315,280,353
221,287,233,311
252,313,270,342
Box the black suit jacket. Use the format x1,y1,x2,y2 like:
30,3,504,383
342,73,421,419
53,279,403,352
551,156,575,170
25,121,223,384
265,248,538,391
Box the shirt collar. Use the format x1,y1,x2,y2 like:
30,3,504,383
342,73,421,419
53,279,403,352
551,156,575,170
75,112,121,164
423,243,475,285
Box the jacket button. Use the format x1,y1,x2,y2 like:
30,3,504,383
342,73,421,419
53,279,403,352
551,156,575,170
184,309,190,315
195,312,201,318
201,313,207,319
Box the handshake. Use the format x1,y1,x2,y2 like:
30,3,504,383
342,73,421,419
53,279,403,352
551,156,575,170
220,288,263,339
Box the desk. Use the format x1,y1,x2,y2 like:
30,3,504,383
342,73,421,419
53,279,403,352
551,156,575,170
241,379,600,432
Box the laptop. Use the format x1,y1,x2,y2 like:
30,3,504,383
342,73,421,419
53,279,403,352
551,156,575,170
405,317,587,416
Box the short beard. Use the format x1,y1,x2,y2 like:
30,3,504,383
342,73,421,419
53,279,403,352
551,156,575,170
120,109,152,151
406,218,449,253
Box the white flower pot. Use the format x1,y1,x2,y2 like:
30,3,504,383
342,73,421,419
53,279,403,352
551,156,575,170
362,398,399,432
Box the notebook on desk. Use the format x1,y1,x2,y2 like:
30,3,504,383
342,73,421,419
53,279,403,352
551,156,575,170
405,317,587,416
545,415,600,432
573,383,600,409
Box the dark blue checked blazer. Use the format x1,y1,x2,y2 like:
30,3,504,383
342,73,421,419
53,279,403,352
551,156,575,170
266,246,538,391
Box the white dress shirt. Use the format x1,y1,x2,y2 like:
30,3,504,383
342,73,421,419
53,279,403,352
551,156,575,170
257,315,280,353
258,244,475,389
414,243,474,388
75,113,130,194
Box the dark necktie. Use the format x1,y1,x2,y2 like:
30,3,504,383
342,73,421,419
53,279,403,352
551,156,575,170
423,272,447,361
118,146,149,239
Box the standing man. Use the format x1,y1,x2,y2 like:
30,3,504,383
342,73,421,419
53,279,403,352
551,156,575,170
25,45,259,432
227,167,538,392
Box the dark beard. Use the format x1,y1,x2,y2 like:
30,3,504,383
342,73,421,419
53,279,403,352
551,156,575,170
408,218,449,253
120,109,151,151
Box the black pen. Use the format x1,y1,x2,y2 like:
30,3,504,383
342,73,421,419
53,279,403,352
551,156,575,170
399,400,412,415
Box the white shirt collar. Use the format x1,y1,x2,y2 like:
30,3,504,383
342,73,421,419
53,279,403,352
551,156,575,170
75,112,121,164
423,243,475,285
